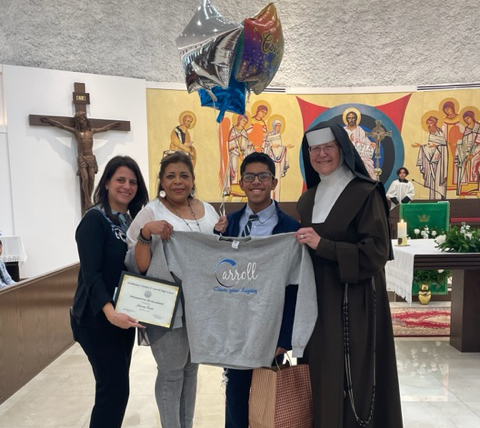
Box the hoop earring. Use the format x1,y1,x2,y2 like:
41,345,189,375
190,189,196,198
159,190,166,198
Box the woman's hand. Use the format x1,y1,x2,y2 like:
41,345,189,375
142,220,174,241
295,227,321,250
103,303,145,329
214,215,228,233
109,312,145,329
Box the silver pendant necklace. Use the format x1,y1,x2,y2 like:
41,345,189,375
166,197,201,232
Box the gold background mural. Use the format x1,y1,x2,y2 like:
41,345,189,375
147,88,480,202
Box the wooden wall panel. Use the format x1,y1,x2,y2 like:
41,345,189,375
0,263,79,404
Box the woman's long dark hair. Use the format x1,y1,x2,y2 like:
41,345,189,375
93,156,149,223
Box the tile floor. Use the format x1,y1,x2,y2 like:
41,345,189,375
1,303,480,427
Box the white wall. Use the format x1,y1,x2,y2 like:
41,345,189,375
0,128,14,236
3,65,149,278
0,0,478,87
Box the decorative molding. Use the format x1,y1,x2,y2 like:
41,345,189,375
146,80,480,95
286,85,417,94
417,82,480,91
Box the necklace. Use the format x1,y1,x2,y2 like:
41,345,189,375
166,197,201,232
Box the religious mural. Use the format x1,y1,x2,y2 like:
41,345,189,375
169,111,197,166
217,101,294,202
146,88,480,202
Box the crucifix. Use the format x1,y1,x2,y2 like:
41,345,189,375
366,120,392,181
29,83,131,213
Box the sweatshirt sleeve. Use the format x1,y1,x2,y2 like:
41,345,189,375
76,210,113,317
287,241,317,358
276,284,298,350
162,232,187,281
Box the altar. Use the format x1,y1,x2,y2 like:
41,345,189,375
386,239,480,352
0,236,27,282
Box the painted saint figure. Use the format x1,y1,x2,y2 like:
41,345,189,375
441,101,464,190
413,116,448,199
343,110,376,179
226,115,254,198
40,112,120,209
170,111,197,167
262,119,293,201
456,111,480,195
247,105,269,152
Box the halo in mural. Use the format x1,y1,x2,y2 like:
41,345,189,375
231,111,252,128
178,110,197,128
302,103,405,189
459,106,480,126
342,107,362,126
249,100,272,120
438,97,460,114
267,114,287,134
421,110,444,132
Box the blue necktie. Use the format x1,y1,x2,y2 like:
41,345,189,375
242,214,259,237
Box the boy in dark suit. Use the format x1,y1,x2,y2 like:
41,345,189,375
215,152,300,428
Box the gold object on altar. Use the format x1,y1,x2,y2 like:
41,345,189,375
418,284,432,305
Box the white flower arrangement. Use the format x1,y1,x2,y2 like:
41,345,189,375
409,225,444,240
435,222,480,253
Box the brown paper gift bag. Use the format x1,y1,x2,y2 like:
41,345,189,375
249,362,313,428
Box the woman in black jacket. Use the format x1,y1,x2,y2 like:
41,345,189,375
70,155,148,428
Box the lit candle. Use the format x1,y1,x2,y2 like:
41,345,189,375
398,220,407,238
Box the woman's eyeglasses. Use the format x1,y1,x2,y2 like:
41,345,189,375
241,172,274,182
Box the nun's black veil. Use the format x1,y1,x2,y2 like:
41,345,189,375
301,121,393,257
301,122,373,188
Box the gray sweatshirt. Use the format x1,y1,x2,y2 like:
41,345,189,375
147,231,317,369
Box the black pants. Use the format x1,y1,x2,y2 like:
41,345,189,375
225,368,253,428
71,317,135,428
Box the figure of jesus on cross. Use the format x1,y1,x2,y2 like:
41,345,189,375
40,112,120,209
30,83,130,212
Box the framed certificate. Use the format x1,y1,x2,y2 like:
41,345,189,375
115,271,181,329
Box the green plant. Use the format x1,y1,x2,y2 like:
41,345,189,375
413,269,450,284
412,268,451,295
408,225,450,293
435,223,480,253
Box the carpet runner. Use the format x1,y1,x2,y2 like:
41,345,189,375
391,306,450,337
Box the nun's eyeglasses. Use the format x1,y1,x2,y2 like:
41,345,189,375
308,144,338,155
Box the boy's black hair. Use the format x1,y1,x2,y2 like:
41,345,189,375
240,152,275,176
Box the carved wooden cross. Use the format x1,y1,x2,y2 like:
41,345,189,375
29,82,131,130
29,83,131,213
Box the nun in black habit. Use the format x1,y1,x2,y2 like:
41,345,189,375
294,122,403,428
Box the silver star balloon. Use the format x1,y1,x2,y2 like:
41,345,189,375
176,0,242,93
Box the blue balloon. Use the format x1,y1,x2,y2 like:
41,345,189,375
199,73,247,123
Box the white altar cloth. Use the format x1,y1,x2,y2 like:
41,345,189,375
385,239,443,304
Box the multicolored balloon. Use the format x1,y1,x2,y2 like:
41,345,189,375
176,0,242,93
234,3,284,95
198,71,247,123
